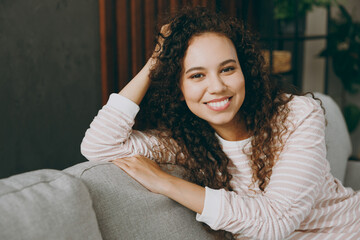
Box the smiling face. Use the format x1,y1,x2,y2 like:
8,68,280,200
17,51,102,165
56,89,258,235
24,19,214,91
180,32,246,140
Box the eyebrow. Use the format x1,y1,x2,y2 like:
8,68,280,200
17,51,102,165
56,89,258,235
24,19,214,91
185,59,237,74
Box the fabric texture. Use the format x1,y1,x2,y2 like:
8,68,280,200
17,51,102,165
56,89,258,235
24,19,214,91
65,161,217,240
81,93,360,239
0,169,102,240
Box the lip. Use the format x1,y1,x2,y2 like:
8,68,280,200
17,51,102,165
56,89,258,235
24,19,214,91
205,97,232,111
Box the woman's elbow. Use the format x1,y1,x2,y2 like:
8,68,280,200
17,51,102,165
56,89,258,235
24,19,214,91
80,140,98,161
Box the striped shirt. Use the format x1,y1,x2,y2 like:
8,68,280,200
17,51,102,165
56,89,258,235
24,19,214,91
81,93,360,240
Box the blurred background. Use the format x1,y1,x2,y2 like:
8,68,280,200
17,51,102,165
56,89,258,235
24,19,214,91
0,0,359,178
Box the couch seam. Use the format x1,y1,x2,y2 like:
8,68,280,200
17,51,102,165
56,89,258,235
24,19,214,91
0,172,75,198
78,162,112,178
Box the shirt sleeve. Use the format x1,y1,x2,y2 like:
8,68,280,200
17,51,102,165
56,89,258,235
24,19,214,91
196,97,328,240
80,93,177,163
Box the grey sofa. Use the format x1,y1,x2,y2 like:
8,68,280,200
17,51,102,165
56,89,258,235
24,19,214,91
1,93,359,240
0,161,216,240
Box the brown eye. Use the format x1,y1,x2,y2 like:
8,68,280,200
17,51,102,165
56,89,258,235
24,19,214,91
190,73,204,79
221,67,235,73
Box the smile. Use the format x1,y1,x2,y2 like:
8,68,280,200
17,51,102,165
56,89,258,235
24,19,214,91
206,97,231,111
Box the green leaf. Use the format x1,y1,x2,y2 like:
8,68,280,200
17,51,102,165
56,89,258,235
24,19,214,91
338,4,353,24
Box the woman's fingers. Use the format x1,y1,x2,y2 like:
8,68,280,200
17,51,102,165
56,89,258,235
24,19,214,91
153,24,171,57
110,155,169,194
111,158,126,169
160,23,171,37
111,157,139,173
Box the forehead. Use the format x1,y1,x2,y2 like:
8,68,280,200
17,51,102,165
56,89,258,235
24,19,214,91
183,32,238,68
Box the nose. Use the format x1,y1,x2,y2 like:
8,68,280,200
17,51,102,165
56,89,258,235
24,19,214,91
207,73,227,94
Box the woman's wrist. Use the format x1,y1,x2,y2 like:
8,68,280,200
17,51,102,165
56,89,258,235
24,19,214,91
158,174,178,195
118,59,152,105
158,174,205,214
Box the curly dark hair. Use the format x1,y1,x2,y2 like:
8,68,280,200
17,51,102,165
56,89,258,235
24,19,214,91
144,7,294,193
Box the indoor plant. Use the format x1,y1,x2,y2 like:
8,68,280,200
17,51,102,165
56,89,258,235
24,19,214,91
320,4,360,133
274,0,335,20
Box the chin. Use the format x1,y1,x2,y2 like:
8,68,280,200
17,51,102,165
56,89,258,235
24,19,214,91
207,117,237,127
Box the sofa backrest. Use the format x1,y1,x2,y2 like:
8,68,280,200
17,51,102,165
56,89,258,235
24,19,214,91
314,92,352,183
65,161,218,240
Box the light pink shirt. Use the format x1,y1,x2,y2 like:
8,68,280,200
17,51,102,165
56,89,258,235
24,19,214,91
81,93,360,240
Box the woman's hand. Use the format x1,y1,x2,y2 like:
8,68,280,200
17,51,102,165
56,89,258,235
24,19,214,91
111,154,206,214
111,155,171,194
152,24,171,59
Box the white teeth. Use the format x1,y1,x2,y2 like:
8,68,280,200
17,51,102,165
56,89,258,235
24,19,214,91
207,98,229,108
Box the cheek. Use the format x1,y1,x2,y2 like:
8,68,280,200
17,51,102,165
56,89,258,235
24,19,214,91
240,80,245,92
233,75,245,92
180,82,200,102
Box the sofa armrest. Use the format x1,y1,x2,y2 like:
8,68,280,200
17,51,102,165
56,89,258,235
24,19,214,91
344,160,360,191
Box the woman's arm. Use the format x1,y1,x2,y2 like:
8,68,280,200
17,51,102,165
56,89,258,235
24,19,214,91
118,58,153,105
81,26,173,162
81,57,156,162
119,24,169,105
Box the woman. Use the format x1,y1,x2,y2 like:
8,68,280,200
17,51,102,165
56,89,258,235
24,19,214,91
81,7,360,239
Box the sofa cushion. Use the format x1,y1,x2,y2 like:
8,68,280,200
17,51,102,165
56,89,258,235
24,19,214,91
345,160,360,190
65,161,217,240
0,169,102,240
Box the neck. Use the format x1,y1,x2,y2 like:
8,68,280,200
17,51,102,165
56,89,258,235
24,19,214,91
211,114,249,141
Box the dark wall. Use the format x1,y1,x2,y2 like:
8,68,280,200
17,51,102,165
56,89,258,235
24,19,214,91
0,0,101,178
